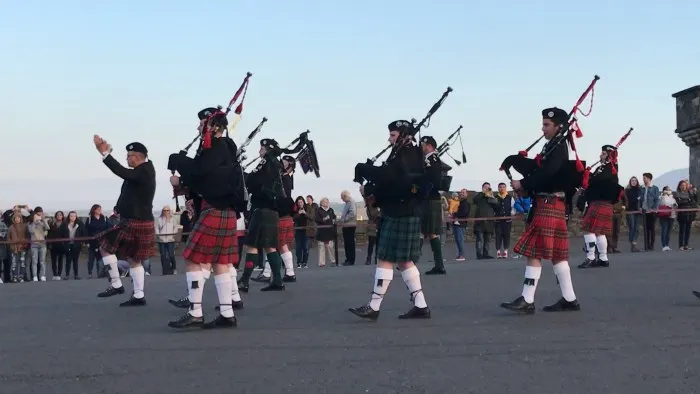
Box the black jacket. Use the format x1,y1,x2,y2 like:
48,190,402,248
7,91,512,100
363,145,424,217
103,155,156,221
246,152,285,211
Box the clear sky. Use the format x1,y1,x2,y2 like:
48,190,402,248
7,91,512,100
1,0,698,211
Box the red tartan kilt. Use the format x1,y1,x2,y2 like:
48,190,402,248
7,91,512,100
580,200,614,236
183,208,238,265
513,196,569,261
278,216,295,250
100,219,156,261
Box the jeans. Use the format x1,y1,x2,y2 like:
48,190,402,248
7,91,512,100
50,248,65,277
142,258,152,274
30,244,47,279
626,213,642,243
87,247,103,276
453,225,465,257
158,242,176,274
294,231,309,266
11,251,27,282
659,217,673,248
474,231,492,258
678,214,692,248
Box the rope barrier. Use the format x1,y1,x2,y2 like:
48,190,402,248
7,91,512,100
0,207,698,246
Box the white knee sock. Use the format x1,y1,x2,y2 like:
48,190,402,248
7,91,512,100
201,267,211,283
186,270,204,318
262,261,271,278
401,266,428,308
103,254,123,288
521,265,542,303
214,273,234,318
596,235,608,261
553,262,577,302
281,251,295,276
583,233,597,260
369,267,393,311
129,266,145,299
229,264,241,302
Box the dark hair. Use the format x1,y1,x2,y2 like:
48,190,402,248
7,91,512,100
677,180,688,192
643,172,653,180
295,196,305,205
306,195,314,201
498,182,506,187
482,182,490,188
54,211,64,220
89,204,101,217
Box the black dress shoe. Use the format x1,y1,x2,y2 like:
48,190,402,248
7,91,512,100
202,314,237,329
260,283,285,292
577,259,599,269
398,306,431,319
692,290,700,300
119,296,146,307
237,280,249,293
542,298,580,312
425,267,446,275
216,300,244,311
97,285,125,298
500,296,535,314
251,275,271,283
282,275,296,283
596,259,610,267
168,297,191,308
348,305,380,321
168,312,204,329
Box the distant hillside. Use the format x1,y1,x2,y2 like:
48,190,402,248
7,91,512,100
654,168,689,188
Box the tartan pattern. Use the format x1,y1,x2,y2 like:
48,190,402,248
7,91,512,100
245,208,279,249
183,207,238,265
377,216,421,263
513,196,568,261
581,200,614,236
420,198,444,235
278,215,295,250
100,219,156,261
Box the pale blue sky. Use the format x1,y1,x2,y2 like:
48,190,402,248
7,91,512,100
1,1,697,210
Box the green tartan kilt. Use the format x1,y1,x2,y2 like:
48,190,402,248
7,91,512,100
245,208,279,249
420,199,444,235
377,216,421,263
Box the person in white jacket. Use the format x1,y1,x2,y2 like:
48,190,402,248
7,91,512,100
156,206,178,274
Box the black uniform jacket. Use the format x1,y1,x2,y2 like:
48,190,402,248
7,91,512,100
520,141,571,194
422,151,443,200
363,144,423,217
277,173,295,217
577,163,622,212
103,155,156,221
246,152,284,211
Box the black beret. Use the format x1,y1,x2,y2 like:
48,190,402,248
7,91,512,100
198,107,228,127
126,142,148,156
420,136,437,148
602,144,617,152
388,120,413,133
542,107,569,125
260,138,279,151
282,155,296,163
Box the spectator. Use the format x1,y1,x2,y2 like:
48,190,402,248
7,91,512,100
339,190,357,266
292,196,311,268
640,172,660,251
60,211,84,280
493,183,513,259
365,199,380,265
625,176,643,252
8,213,29,283
0,214,7,283
674,180,696,251
85,204,111,278
472,182,498,259
658,186,676,251
47,211,66,280
156,205,177,275
512,194,531,259
607,190,627,254
179,210,192,244
304,195,318,261
315,197,336,267
440,193,450,246
452,189,471,261
27,206,50,282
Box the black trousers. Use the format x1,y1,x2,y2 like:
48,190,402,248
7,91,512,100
494,221,512,250
342,227,356,264
65,244,80,277
644,212,657,250
50,248,65,277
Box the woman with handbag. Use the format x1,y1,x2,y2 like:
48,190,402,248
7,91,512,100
658,186,677,251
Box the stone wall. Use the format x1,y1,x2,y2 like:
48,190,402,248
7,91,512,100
672,85,700,188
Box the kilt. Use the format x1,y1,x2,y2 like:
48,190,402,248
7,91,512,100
277,215,295,250
580,200,614,236
420,199,443,235
100,219,156,262
245,208,279,249
513,196,569,261
183,207,238,265
377,215,421,263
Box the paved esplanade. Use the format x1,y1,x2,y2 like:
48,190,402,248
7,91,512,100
1,243,699,394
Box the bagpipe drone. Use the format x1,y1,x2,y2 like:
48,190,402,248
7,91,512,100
242,130,321,179
433,124,467,192
166,72,254,212
353,86,454,203
499,75,600,210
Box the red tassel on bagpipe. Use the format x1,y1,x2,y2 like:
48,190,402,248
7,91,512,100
534,154,543,167
582,167,591,189
518,150,528,157
203,130,212,149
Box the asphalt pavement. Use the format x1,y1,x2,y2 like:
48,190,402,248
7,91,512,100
1,241,700,394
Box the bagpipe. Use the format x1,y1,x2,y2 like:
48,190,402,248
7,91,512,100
499,75,600,195
434,124,467,192
242,130,320,178
353,86,453,185
166,72,252,212
576,127,633,212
